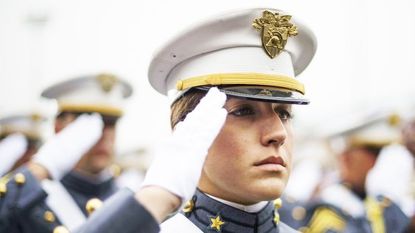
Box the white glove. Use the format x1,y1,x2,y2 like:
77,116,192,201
142,87,227,202
284,158,322,202
33,114,103,180
366,144,414,216
0,133,28,175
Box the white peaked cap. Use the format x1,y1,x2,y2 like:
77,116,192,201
324,109,402,152
41,73,133,117
0,113,46,140
148,8,317,104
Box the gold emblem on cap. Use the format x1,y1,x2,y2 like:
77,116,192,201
96,73,118,92
388,113,401,126
85,198,103,215
253,10,298,58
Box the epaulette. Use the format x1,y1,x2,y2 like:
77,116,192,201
304,207,346,233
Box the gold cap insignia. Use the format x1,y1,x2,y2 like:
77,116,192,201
253,10,298,58
96,73,118,92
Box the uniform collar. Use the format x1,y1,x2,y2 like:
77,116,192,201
182,189,279,233
61,170,116,197
206,193,268,213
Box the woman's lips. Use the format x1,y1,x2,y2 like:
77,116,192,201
254,156,286,172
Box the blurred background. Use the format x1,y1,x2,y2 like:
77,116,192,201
1,0,414,158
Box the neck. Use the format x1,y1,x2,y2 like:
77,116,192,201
72,168,112,182
205,193,268,213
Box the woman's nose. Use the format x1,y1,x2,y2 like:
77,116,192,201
260,114,287,147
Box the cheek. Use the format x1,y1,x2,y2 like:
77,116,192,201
205,124,254,177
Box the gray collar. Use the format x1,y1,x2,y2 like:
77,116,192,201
181,189,280,233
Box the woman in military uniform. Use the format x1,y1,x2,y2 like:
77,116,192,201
78,7,317,233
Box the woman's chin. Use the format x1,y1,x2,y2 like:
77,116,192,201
248,181,286,201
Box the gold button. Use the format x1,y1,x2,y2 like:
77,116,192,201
14,173,26,185
85,198,103,215
53,226,69,233
273,212,280,224
273,198,282,209
44,210,56,223
182,199,195,213
109,164,122,178
0,182,7,196
292,206,306,221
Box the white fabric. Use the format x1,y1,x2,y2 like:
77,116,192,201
284,158,322,202
42,179,86,231
207,194,268,213
320,183,366,217
148,8,317,96
161,214,202,233
41,74,132,110
142,88,227,202
33,114,103,180
115,169,145,191
366,144,415,216
0,114,44,136
0,133,27,175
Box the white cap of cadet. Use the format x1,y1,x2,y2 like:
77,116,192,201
0,113,45,141
41,73,133,117
148,8,317,104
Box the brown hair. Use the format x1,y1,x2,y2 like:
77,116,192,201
170,89,207,129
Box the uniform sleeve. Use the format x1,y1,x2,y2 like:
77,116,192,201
75,188,160,233
0,166,48,232
302,205,348,233
373,195,411,233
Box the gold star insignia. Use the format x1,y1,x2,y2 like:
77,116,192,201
209,215,225,232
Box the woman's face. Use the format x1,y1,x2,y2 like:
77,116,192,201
199,97,294,205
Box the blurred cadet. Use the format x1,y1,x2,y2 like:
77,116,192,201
279,140,329,230
0,112,103,233
38,73,133,216
401,117,415,233
114,148,153,191
366,115,415,233
78,7,317,233
298,110,410,233
0,113,45,174
0,73,132,232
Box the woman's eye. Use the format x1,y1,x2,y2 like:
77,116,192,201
276,109,293,121
229,106,255,116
